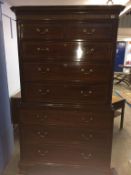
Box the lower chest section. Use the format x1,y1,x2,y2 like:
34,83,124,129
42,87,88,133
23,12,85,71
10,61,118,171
19,106,113,168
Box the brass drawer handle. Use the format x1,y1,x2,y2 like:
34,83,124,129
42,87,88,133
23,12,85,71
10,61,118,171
63,63,68,67
81,134,89,141
83,28,96,35
36,114,40,119
81,90,93,96
43,115,48,119
63,84,69,88
36,28,49,35
90,117,93,121
81,116,93,123
88,90,93,94
37,67,50,73
81,153,92,160
64,43,67,47
38,89,50,95
37,131,48,138
37,47,49,52
89,69,93,73
81,90,84,94
80,68,85,72
81,133,93,141
86,48,95,55
80,68,93,75
37,150,48,157
36,114,48,121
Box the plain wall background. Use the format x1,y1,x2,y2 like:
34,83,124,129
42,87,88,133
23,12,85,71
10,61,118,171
2,2,20,97
0,1,14,174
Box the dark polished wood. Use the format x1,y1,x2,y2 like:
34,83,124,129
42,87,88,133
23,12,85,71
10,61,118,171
19,107,113,126
20,125,112,145
12,5,124,175
22,62,111,82
21,144,110,167
20,21,114,41
10,92,21,124
112,96,125,130
22,82,109,104
21,41,112,61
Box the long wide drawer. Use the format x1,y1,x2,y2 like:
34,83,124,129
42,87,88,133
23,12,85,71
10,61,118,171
19,108,113,126
20,125,112,145
22,62,110,82
22,82,109,104
21,143,111,167
21,41,112,62
20,21,113,41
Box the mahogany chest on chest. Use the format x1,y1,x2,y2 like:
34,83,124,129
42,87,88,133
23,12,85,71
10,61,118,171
11,5,124,175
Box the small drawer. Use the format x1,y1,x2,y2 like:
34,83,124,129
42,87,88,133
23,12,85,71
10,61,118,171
19,108,113,128
65,22,114,41
20,22,63,39
21,41,112,62
21,144,110,167
22,82,109,104
22,62,110,83
20,125,112,146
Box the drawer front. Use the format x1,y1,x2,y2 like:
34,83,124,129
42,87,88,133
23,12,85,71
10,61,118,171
21,144,110,167
22,62,110,82
20,22,113,40
65,22,113,40
20,22,63,39
19,108,113,127
22,83,109,104
20,125,112,145
21,42,112,62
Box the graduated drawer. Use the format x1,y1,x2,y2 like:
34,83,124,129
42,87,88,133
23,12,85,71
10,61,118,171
19,108,113,127
21,144,110,167
65,22,113,40
21,41,112,62
22,82,109,104
20,22,63,39
22,62,110,83
20,125,112,145
20,21,113,40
